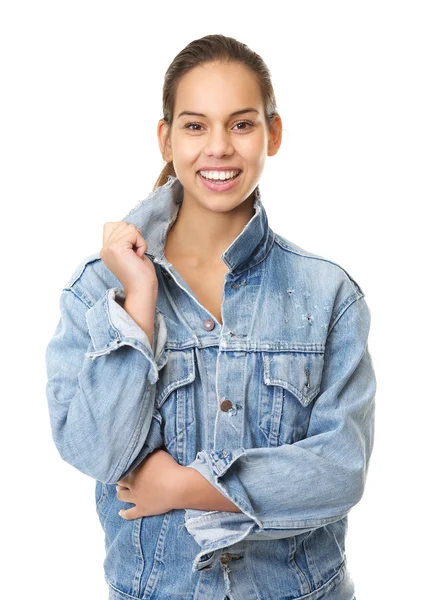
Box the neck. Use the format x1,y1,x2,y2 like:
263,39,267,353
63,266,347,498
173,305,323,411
165,193,255,268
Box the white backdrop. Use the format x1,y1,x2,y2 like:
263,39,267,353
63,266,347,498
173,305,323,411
1,1,422,598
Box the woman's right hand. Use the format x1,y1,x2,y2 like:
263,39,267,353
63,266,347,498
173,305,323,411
100,222,158,294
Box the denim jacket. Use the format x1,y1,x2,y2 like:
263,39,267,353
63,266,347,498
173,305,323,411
45,175,375,600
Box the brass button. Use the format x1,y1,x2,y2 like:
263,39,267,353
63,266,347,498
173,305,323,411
220,399,233,412
202,318,215,331
220,553,233,565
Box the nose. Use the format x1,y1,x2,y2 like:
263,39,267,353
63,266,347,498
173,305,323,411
203,126,234,157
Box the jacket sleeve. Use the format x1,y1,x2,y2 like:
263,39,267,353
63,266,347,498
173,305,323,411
45,286,167,484
184,294,376,552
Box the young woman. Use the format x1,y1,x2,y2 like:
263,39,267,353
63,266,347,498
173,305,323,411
45,34,375,600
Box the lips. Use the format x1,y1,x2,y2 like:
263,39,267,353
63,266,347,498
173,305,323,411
198,171,240,182
197,169,242,192
197,167,242,173
197,169,243,182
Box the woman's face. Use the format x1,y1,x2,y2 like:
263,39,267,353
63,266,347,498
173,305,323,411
159,61,281,213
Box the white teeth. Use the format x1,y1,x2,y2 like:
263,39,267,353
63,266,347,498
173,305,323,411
199,170,240,181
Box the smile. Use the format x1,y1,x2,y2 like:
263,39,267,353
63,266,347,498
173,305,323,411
199,170,241,181
197,170,242,192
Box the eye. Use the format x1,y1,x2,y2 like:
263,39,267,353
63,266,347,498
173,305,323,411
233,120,254,131
183,120,254,132
184,122,203,131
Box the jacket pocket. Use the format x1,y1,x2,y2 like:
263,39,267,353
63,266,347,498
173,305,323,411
260,350,324,445
155,347,196,450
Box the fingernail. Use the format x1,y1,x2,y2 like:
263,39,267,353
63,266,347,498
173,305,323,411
119,510,125,518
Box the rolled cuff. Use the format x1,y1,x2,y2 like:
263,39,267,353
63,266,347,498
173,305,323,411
185,448,263,528
184,449,325,571
85,287,167,384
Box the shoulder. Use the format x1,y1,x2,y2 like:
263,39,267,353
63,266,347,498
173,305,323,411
61,251,120,308
271,231,365,321
63,251,102,289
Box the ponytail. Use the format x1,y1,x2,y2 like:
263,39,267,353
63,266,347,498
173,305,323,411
152,161,176,192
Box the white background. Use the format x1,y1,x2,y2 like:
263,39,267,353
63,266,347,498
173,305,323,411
1,1,422,598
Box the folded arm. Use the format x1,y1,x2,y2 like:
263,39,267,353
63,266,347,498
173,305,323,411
183,295,376,549
45,286,167,483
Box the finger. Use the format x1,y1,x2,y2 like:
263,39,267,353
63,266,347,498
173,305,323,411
116,484,129,491
112,225,147,256
119,508,143,520
117,474,132,486
116,488,132,502
103,222,126,245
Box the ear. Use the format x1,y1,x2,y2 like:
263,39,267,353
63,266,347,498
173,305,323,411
157,119,173,162
267,114,283,157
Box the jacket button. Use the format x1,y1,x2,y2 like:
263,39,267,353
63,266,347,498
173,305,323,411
220,553,233,565
220,399,233,412
202,318,215,331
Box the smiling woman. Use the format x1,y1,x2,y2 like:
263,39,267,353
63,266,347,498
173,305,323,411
156,60,282,213
45,33,374,600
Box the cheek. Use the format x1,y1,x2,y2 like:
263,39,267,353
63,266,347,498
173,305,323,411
178,150,202,169
173,135,203,161
238,133,266,158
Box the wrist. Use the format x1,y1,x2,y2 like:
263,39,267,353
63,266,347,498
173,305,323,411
174,466,241,512
124,281,158,296
170,465,193,510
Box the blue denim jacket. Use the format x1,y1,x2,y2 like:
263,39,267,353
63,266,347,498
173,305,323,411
45,175,375,600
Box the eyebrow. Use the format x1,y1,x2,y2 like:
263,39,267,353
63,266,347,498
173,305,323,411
177,108,260,119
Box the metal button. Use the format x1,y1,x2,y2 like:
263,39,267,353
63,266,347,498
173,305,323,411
220,553,233,565
202,318,215,331
220,399,233,412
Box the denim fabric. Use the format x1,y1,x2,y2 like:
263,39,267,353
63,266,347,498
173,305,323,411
45,175,375,599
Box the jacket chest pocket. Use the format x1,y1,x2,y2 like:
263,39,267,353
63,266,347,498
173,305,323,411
155,348,196,449
259,351,324,446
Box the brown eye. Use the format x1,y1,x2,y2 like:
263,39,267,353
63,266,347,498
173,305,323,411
234,121,254,130
185,122,203,131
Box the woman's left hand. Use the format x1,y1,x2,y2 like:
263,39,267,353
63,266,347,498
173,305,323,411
116,449,185,520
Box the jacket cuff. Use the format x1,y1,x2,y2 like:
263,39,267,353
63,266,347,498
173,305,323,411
183,450,258,572
185,449,264,528
85,287,167,384
184,450,313,572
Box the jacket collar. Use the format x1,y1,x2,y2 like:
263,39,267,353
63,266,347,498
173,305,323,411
121,175,274,275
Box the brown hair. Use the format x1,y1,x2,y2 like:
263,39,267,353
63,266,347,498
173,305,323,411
153,34,279,191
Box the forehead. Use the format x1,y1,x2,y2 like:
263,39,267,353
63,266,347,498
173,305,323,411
174,62,263,116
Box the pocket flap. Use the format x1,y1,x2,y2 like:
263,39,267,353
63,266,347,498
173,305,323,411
262,351,324,407
155,348,196,409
